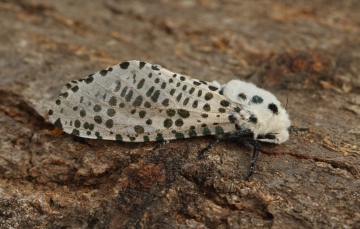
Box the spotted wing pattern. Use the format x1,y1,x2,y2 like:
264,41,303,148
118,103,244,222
48,60,241,142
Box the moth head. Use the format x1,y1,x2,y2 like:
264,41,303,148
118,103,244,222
222,80,291,144
244,104,291,144
253,108,291,144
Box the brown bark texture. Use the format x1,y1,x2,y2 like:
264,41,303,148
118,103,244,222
0,0,359,228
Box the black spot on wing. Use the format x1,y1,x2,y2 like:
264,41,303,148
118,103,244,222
100,69,108,76
228,115,237,123
220,100,230,107
156,133,164,141
193,81,201,86
71,129,80,136
61,92,69,99
53,118,63,129
120,61,130,69
208,86,218,91
71,86,79,93
85,75,94,84
139,61,146,69
151,65,160,71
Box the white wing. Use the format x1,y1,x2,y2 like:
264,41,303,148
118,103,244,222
49,60,241,142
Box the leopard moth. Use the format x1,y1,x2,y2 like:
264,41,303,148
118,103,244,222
48,60,291,178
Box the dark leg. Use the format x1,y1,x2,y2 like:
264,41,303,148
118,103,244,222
246,140,260,180
199,130,253,156
199,130,259,180
198,139,221,157
198,133,248,158
150,141,169,152
288,126,309,132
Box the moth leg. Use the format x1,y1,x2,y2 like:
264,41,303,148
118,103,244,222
199,130,259,180
245,140,261,180
198,133,247,158
150,140,169,152
198,139,221,158
288,126,309,132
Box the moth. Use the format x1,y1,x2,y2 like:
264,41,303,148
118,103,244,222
49,60,291,178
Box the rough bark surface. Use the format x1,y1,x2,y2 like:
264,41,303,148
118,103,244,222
0,1,359,228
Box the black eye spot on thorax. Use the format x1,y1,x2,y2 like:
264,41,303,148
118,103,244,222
268,103,279,114
238,93,246,100
249,115,257,123
251,95,263,104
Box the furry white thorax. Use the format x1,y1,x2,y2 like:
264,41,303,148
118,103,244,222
221,80,291,144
